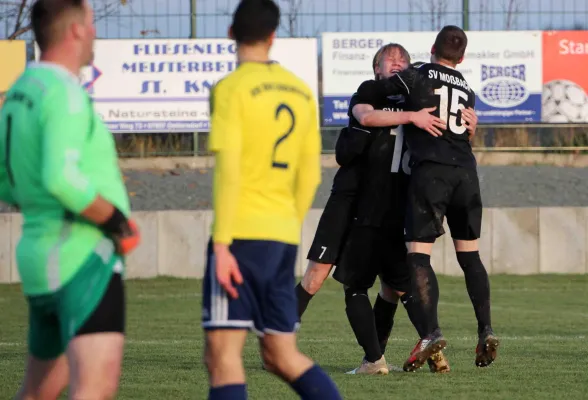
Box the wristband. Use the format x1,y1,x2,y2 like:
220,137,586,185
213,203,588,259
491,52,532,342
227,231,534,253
99,207,128,235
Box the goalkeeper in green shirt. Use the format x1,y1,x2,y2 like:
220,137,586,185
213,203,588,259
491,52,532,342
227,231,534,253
0,1,141,399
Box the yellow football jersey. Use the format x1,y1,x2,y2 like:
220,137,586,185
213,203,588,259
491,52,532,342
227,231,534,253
209,61,321,245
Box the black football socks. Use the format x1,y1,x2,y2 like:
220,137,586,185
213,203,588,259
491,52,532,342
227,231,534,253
295,283,314,319
373,294,398,354
400,292,428,339
344,287,381,363
456,251,492,336
407,253,440,337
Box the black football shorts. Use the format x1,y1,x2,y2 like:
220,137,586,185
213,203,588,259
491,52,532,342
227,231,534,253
405,161,483,243
332,226,410,293
307,190,356,264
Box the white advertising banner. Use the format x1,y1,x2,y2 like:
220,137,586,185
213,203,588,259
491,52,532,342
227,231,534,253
321,31,543,125
36,39,319,133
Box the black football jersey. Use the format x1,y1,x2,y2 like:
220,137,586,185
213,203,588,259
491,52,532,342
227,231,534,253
356,63,477,169
344,91,411,228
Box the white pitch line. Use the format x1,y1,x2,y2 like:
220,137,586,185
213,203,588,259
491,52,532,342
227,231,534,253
0,334,585,348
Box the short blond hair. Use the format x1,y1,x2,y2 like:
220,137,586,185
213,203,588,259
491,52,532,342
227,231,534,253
372,43,411,79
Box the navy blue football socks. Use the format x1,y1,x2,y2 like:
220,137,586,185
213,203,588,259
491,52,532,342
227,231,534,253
209,383,247,400
290,364,342,399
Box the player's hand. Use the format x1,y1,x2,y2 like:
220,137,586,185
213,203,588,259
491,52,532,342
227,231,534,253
410,107,446,137
110,219,141,255
461,107,478,141
213,243,243,299
98,206,141,256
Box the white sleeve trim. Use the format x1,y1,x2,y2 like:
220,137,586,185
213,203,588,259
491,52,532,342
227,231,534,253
394,74,410,95
351,126,370,134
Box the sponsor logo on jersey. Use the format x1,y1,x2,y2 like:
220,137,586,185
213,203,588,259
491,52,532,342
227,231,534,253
479,64,529,108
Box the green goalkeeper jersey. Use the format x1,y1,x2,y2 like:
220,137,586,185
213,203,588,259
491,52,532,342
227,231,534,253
0,62,130,296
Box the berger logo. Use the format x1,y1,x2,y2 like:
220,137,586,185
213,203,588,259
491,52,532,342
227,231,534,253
480,64,529,108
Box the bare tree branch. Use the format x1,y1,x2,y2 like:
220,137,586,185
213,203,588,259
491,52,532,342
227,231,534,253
0,1,21,21
2,0,129,39
12,0,25,34
8,23,27,38
311,20,324,38
408,2,414,31
437,0,448,30
140,29,160,37
282,0,303,37
503,0,522,30
478,0,488,30
421,0,449,31
219,0,304,38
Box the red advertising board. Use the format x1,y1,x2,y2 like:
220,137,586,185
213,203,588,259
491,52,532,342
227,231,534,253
542,31,588,122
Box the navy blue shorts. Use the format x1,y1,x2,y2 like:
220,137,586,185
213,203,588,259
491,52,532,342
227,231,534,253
201,239,299,336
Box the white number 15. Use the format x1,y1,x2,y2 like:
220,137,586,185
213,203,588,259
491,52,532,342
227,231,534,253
434,85,468,135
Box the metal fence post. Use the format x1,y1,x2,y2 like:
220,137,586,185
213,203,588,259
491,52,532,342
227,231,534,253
462,0,470,30
190,0,197,39
191,0,199,156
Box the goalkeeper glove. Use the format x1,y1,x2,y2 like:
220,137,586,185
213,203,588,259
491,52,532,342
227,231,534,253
100,207,141,256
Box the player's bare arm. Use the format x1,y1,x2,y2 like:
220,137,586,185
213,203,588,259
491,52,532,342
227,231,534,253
352,102,445,137
354,68,448,137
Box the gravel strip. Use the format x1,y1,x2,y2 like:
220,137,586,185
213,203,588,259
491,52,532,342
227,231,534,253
1,166,587,213
124,166,588,210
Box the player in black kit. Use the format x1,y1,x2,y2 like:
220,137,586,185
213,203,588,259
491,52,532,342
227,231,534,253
295,44,444,319
296,44,457,375
333,82,426,375
356,26,499,372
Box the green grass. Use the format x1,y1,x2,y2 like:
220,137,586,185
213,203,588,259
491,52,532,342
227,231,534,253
1,275,588,399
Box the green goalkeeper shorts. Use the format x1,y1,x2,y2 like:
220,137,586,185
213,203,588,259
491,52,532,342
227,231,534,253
26,249,124,360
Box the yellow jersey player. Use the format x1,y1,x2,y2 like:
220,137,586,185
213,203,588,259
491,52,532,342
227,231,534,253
201,1,341,399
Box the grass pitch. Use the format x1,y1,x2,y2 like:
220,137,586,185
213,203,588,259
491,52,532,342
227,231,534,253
1,275,587,399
